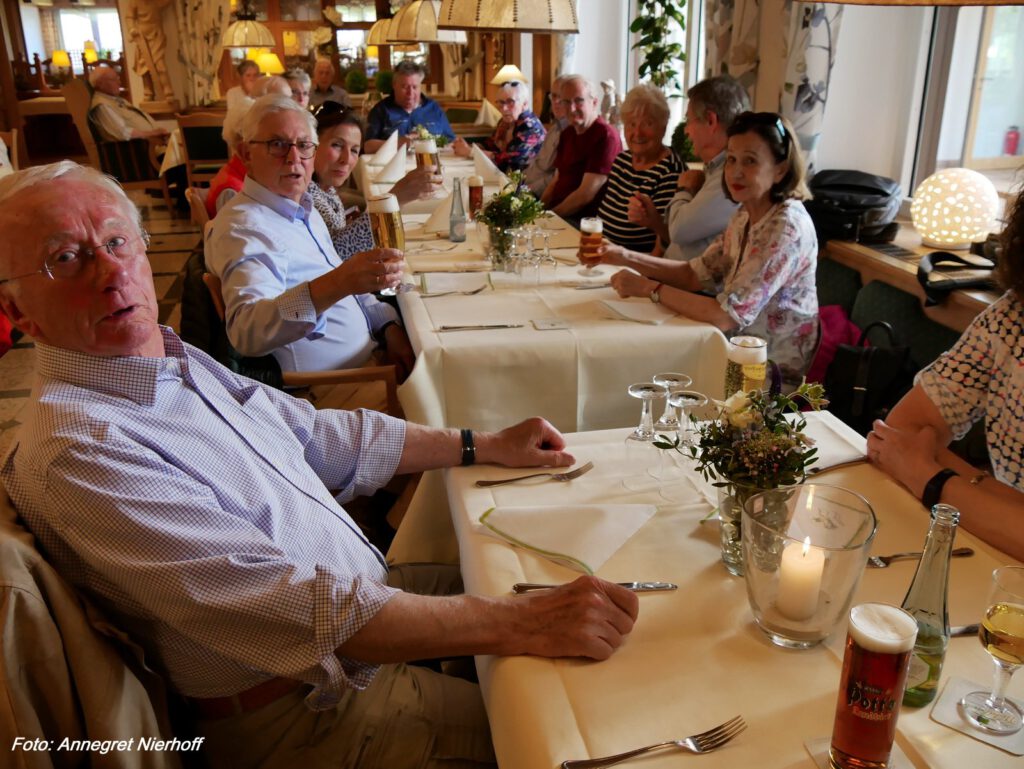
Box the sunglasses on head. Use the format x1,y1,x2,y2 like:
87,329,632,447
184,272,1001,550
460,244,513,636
734,111,788,144
312,100,351,122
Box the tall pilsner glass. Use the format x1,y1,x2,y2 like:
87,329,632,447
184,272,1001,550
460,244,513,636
724,336,767,397
578,217,603,277
829,603,918,769
414,138,441,174
367,193,406,296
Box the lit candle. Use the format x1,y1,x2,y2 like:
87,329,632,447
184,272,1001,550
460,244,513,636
777,536,825,621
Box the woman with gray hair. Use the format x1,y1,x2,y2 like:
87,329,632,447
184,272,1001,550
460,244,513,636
596,84,682,253
452,80,545,172
284,69,312,108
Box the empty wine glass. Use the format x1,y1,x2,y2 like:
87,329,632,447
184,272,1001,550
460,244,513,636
622,382,667,491
959,566,1024,735
627,381,668,441
670,390,709,448
653,373,694,431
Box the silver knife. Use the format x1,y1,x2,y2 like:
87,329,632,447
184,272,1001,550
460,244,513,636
574,283,612,290
512,581,677,594
951,624,980,638
437,323,524,331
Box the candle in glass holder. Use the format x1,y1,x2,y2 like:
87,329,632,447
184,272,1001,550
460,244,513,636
777,536,825,620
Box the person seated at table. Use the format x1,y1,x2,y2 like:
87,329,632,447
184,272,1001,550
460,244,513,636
866,189,1024,563
309,101,442,263
0,160,639,769
585,112,818,388
364,60,455,153
540,75,622,226
451,80,545,172
628,75,749,261
523,75,571,196
308,57,350,109
89,65,169,142
205,103,250,219
226,59,260,112
205,95,415,380
284,68,311,109
596,84,683,254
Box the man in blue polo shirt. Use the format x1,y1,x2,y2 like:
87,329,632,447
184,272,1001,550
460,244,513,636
364,60,454,152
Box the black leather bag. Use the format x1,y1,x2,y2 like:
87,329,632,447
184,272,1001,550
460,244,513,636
824,321,914,435
804,170,902,244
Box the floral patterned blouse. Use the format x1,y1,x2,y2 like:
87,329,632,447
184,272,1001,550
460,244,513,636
691,199,819,385
917,290,1024,490
483,111,546,172
307,182,375,261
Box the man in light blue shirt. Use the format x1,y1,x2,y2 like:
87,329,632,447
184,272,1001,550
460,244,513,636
206,95,416,377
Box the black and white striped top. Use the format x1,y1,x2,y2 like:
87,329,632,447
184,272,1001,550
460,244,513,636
598,149,683,253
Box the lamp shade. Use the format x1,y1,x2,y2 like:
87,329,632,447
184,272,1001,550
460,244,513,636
910,168,999,250
51,50,71,68
83,48,99,64
490,64,527,86
256,51,285,74
366,18,392,45
438,0,579,33
222,19,276,48
388,1,468,43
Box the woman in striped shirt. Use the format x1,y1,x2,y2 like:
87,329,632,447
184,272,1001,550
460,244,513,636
597,85,682,253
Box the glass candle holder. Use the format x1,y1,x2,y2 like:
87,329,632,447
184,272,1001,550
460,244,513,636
742,484,877,649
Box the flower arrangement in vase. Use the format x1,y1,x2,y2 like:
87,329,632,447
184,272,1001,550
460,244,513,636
474,171,547,269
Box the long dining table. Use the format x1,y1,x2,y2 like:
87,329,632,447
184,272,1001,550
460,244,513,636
442,411,1022,769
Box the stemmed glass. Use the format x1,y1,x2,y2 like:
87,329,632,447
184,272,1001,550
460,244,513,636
670,390,708,448
960,566,1024,735
652,373,693,431
623,382,667,491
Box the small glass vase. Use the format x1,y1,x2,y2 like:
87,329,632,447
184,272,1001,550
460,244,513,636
717,479,798,577
483,224,516,271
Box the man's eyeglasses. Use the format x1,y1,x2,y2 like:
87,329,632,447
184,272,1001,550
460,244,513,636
249,139,318,159
0,231,150,285
557,97,590,108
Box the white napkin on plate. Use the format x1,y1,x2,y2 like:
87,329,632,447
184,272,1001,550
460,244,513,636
374,149,407,184
368,130,399,166
475,99,502,127
802,414,866,473
600,298,677,325
472,143,504,183
479,504,657,574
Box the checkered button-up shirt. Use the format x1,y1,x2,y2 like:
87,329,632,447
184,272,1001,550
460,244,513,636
2,328,406,709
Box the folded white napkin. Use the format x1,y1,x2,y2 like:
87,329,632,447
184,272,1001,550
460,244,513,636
422,272,491,293
472,143,503,183
422,182,472,234
354,155,375,195
368,130,399,166
475,99,502,127
479,504,657,574
600,298,677,325
375,149,408,184
802,413,866,472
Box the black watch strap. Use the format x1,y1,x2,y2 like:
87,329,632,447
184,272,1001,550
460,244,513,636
460,428,476,466
922,468,958,510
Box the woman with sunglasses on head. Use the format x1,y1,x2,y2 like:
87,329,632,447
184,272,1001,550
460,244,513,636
583,112,818,388
451,81,545,172
310,101,442,261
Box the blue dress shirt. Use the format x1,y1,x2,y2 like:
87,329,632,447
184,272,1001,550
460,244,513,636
365,95,455,142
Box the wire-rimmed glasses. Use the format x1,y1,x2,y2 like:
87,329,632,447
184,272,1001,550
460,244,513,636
0,231,151,286
248,139,318,159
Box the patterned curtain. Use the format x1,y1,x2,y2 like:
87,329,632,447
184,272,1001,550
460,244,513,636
175,0,229,106
703,0,843,167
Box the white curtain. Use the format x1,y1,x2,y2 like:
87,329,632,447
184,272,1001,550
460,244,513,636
175,0,229,106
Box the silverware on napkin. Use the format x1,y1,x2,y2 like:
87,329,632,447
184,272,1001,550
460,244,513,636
866,546,974,568
437,323,524,332
513,582,677,594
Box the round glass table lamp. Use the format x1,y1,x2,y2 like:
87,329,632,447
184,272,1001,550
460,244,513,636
910,168,999,250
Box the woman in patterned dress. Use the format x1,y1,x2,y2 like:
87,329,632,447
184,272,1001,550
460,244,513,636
451,81,545,172
583,111,818,387
867,187,1024,561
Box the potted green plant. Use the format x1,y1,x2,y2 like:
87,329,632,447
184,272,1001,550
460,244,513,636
631,0,687,94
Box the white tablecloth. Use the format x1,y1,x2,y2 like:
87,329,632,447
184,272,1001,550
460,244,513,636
444,412,1022,769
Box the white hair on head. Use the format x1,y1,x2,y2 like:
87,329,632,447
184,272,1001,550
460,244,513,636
561,75,597,101
240,94,317,143
252,75,291,98
621,84,670,129
285,69,311,88
499,81,530,108
222,102,251,150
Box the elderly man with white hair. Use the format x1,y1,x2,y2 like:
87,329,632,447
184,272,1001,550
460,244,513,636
0,160,637,768
89,65,169,142
206,94,414,376
540,74,622,225
451,80,545,172
309,57,350,109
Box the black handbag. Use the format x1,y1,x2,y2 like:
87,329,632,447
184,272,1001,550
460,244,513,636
824,321,914,435
804,170,902,244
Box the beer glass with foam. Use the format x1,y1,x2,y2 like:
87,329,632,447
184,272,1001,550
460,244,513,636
578,217,603,277
367,193,406,296
829,603,918,769
724,336,768,396
414,138,441,174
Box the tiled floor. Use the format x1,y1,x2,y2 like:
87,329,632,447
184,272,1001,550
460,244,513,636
0,192,199,455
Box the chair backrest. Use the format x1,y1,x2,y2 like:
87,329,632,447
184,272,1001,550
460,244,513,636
176,112,229,188
0,129,17,171
62,78,101,168
185,187,210,229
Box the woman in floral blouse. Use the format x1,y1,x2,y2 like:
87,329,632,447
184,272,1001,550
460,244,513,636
583,111,818,387
452,81,545,172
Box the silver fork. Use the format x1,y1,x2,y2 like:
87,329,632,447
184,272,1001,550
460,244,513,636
474,461,594,488
420,285,488,298
560,715,746,769
867,546,973,568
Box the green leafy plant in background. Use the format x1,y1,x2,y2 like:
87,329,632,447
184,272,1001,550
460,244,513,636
374,69,393,96
345,69,368,94
631,0,687,95
671,122,698,163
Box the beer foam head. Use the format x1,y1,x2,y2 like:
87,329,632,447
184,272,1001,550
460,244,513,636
468,175,484,186
580,217,603,234
728,335,768,364
367,194,400,214
415,138,438,154
849,603,918,654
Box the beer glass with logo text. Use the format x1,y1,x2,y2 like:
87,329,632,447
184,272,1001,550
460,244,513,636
829,603,918,769
367,193,406,296
578,217,603,277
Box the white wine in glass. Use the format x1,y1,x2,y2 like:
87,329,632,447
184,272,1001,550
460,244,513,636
959,566,1024,735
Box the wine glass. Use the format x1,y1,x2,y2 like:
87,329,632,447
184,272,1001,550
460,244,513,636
652,372,693,431
959,566,1024,735
622,382,666,491
578,217,604,277
670,390,709,448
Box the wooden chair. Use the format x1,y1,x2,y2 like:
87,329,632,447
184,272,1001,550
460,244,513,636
62,78,175,214
0,129,18,171
185,187,210,229
175,112,229,189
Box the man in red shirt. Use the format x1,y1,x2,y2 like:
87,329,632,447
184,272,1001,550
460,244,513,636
540,75,622,225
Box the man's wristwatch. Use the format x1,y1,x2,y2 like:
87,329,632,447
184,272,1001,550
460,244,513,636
921,468,958,510
649,282,663,304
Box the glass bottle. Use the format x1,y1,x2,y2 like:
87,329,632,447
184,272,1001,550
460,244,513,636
901,503,960,707
449,177,467,243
